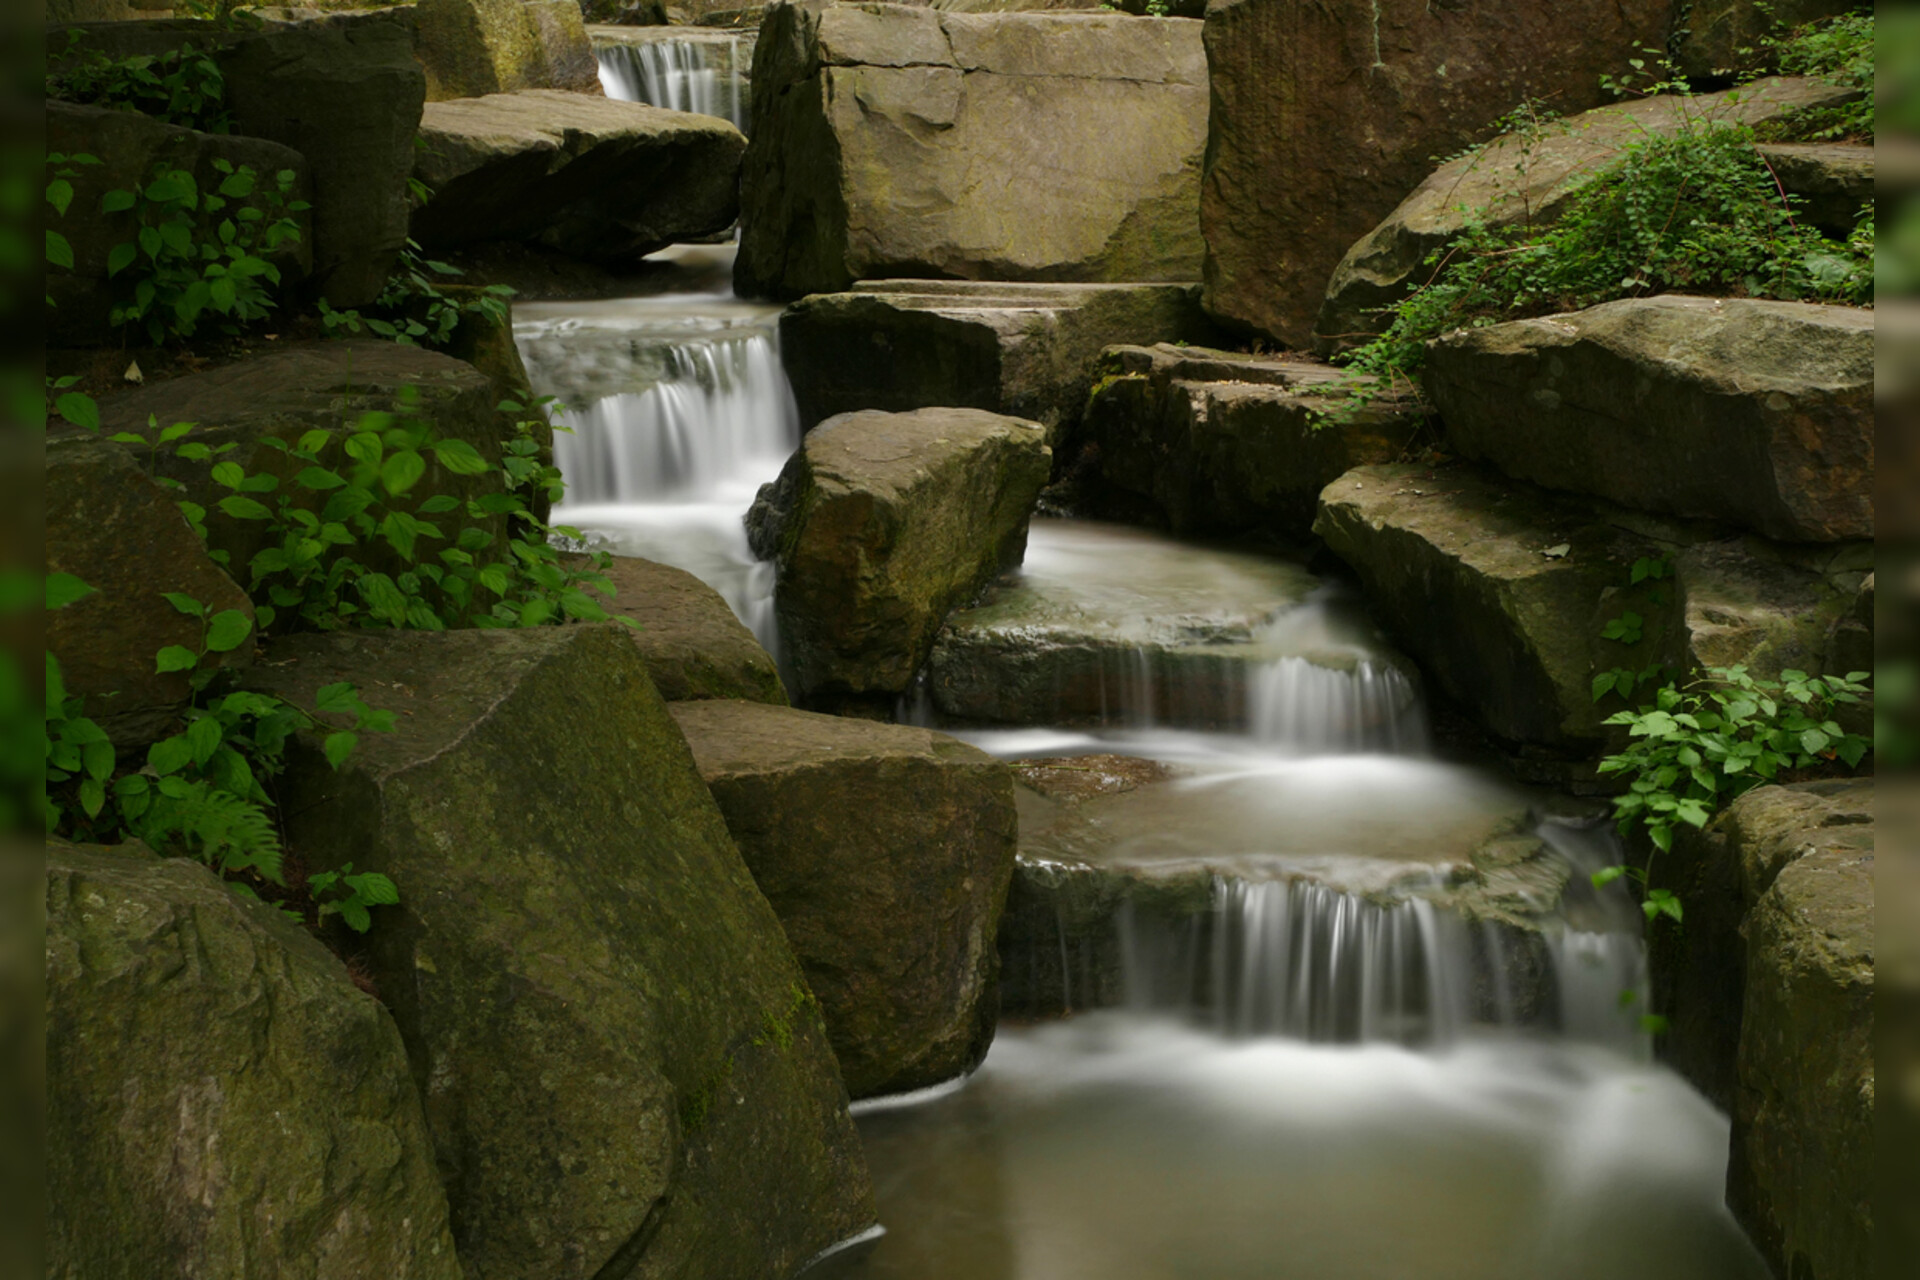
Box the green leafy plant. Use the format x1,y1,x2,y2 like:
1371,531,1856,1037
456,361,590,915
319,240,515,351
307,863,401,934
1753,13,1874,142
44,151,103,307
102,160,307,344
47,37,231,133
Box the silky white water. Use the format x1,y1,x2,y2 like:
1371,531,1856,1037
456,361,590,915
596,39,748,131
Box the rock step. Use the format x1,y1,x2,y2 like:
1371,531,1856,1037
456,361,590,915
592,555,788,705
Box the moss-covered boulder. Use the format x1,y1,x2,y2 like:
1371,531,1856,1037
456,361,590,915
46,434,256,747
777,282,1216,441
1315,78,1859,352
753,407,1051,709
46,841,460,1280
735,4,1208,299
1079,343,1427,538
1666,536,1872,685
246,626,876,1280
594,555,788,703
415,0,601,100
412,90,745,265
1423,296,1874,543
669,700,1018,1097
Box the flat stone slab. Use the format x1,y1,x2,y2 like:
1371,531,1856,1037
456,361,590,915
592,554,787,704
778,281,1214,440
735,4,1208,298
413,89,745,263
1756,142,1873,236
669,699,1017,1097
1424,295,1874,542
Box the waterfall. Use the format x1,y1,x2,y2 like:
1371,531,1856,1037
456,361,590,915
596,39,747,132
1247,655,1427,753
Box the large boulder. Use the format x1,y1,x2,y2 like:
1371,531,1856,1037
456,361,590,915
1315,78,1859,352
734,4,1208,299
1665,536,1872,685
1199,0,1671,346
1079,342,1427,538
46,434,255,747
96,341,519,590
1673,0,1862,80
45,102,313,347
412,90,745,264
1423,296,1874,542
752,407,1051,708
46,841,460,1280
778,281,1216,440
668,700,1018,1097
415,0,602,100
1757,141,1874,237
592,554,788,703
247,625,876,1280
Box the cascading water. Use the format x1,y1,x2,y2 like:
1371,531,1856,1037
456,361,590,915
595,38,748,132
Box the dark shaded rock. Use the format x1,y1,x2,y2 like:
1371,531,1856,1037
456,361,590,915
412,90,745,264
1757,141,1874,236
735,3,1208,299
592,555,788,703
1666,536,1871,683
1673,0,1862,80
778,282,1217,441
669,700,1018,1097
1080,342,1428,538
1423,295,1873,542
1199,0,1671,346
417,0,602,99
758,407,1051,707
45,101,312,347
247,625,876,1280
46,841,460,1280
46,433,255,748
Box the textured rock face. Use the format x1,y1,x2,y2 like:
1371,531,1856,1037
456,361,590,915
669,700,1018,1097
46,842,460,1280
1673,0,1861,79
248,626,876,1280
46,435,255,747
96,341,517,583
45,102,312,347
1199,0,1671,346
755,407,1052,706
1423,296,1874,542
593,555,788,703
1757,142,1875,237
778,281,1215,439
1080,343,1426,538
412,90,745,263
1667,537,1872,684
1315,78,1859,352
735,4,1208,299
416,0,602,100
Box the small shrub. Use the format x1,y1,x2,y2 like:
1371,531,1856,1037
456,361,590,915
320,240,515,351
47,38,231,133
1754,13,1874,142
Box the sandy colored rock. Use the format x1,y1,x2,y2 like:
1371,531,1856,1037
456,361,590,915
415,0,602,100
594,555,787,703
670,699,1018,1096
46,842,460,1280
1424,296,1873,542
247,625,875,1280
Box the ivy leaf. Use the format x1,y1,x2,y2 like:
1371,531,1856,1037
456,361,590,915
204,609,254,653
323,731,358,769
155,645,199,673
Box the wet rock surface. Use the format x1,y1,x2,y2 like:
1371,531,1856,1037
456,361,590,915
591,554,788,703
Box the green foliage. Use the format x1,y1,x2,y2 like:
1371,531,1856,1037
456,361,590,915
320,240,515,351
48,36,231,133
44,151,102,307
101,161,307,345
307,863,401,934
1753,13,1874,142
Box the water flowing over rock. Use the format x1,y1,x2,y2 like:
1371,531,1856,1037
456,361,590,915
412,91,745,264
670,700,1018,1097
1423,296,1874,543
46,433,255,749
735,3,1208,298
415,0,601,100
1314,77,1861,353
590,554,789,703
779,282,1215,440
1078,343,1427,537
754,407,1052,709
246,626,875,1280
593,26,751,130
1199,0,1671,346
46,842,461,1280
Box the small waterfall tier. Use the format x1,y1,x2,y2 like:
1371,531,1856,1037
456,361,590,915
593,31,749,132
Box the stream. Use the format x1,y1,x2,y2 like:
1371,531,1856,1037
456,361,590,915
515,246,1772,1280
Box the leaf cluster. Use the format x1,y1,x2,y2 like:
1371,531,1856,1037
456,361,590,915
47,37,231,133
1753,13,1874,142
320,240,514,350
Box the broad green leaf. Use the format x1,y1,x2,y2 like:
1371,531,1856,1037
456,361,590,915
429,439,491,475
186,715,224,765
380,448,427,496
204,609,253,653
100,188,137,213
55,391,100,431
46,572,97,610
46,230,74,271
217,495,274,520
348,871,400,905
211,460,246,490
323,731,358,769
148,735,195,775
154,645,199,673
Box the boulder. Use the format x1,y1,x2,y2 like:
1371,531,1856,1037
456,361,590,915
45,102,312,348
1316,78,1860,352
1199,0,1671,346
668,700,1018,1096
46,841,460,1280
734,4,1208,299
412,90,745,264
593,555,788,703
753,407,1052,708
415,0,602,100
1673,0,1862,80
246,625,876,1280
778,281,1216,440
1079,343,1428,538
46,434,255,747
1665,536,1872,683
1423,296,1874,542
96,341,519,591
1757,141,1874,236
